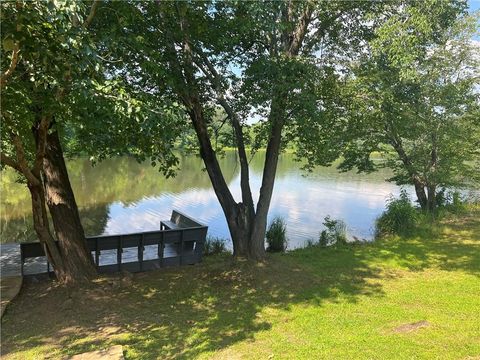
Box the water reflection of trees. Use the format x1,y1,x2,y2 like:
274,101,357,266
67,154,238,207
1,151,392,243
1,153,239,242
1,205,111,244
248,151,393,181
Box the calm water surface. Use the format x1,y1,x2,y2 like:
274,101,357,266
1,152,407,248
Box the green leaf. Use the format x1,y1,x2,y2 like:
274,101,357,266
3,38,15,51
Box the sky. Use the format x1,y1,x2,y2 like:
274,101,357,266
469,0,480,12
468,0,480,40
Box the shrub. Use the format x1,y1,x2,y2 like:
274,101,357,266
375,189,418,237
319,215,347,246
203,236,228,256
266,216,288,252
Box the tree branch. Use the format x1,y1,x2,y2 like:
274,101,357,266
0,152,21,173
0,43,20,89
289,2,314,55
83,0,100,28
302,12,343,54
10,133,41,186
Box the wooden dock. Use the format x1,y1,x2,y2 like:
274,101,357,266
19,210,208,275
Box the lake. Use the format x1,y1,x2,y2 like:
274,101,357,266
1,151,406,249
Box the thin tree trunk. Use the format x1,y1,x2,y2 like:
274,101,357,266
43,130,96,284
427,132,438,212
170,11,254,258
247,3,313,259
388,134,429,210
249,97,285,260
426,184,436,212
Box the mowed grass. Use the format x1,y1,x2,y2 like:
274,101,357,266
1,209,479,359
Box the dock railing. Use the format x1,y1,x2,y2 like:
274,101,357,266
20,210,208,275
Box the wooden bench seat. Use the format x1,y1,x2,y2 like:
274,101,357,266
160,220,180,230
160,210,205,230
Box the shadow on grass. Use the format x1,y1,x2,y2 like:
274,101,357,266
1,212,478,359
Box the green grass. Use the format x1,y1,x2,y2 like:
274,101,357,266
1,208,479,359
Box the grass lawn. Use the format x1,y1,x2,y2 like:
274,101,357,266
1,209,479,359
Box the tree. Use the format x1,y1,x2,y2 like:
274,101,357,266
92,0,386,259
0,1,102,283
339,5,479,211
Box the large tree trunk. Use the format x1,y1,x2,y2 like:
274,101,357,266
42,130,96,284
414,180,428,210
28,182,67,280
229,203,253,257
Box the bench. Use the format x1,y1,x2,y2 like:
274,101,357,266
160,210,206,252
20,210,208,275
160,210,205,230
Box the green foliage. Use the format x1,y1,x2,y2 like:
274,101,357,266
1,1,99,164
89,1,390,169
266,216,287,252
375,190,418,237
203,236,229,256
338,8,480,209
1,1,187,178
319,216,347,247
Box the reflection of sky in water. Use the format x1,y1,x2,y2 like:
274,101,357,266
103,165,408,249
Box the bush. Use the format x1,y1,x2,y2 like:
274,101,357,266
266,216,288,252
375,189,418,237
203,236,228,256
319,216,347,246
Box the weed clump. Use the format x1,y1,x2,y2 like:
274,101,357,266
319,216,347,246
266,216,288,252
204,236,228,256
375,189,418,237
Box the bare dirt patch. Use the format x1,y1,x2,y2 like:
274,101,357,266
393,320,430,333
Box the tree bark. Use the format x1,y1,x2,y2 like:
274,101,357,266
388,134,430,210
426,131,438,212
187,102,253,257
414,180,428,210
28,182,67,280
249,97,286,260
169,10,255,258
42,130,96,284
426,184,436,212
